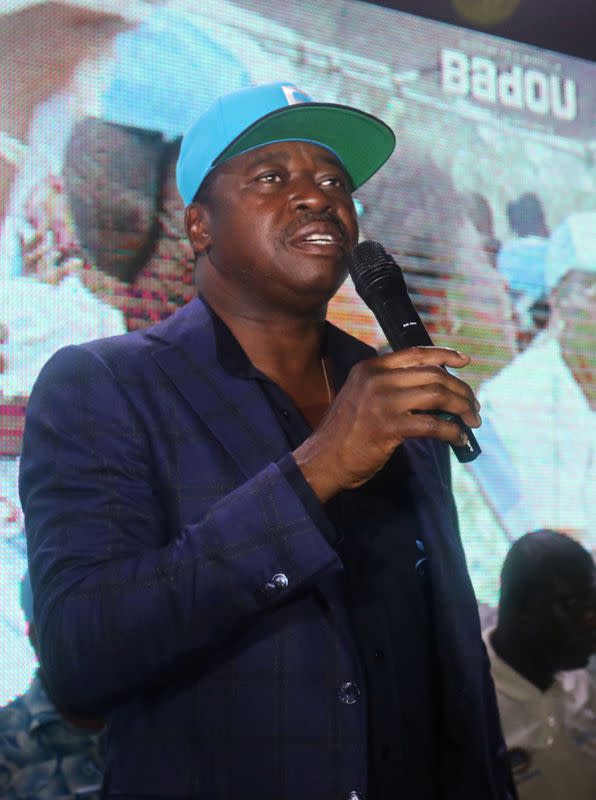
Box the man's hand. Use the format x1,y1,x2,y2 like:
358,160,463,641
293,347,481,503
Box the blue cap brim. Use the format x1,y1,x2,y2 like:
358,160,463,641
212,102,395,192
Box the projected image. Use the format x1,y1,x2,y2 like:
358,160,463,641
0,0,594,703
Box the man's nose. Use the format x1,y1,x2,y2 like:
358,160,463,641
288,176,332,212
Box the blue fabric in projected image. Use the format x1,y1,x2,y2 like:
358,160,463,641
468,417,523,528
101,8,250,138
497,236,549,304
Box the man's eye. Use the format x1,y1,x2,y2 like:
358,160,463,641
257,172,281,183
321,176,347,189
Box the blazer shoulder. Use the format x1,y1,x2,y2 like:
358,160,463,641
53,299,210,372
35,330,155,385
79,327,156,363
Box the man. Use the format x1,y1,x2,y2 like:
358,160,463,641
0,573,104,799
0,1,135,279
496,193,551,350
477,210,596,540
20,82,514,799
484,530,596,799
19,125,195,333
353,148,517,392
353,147,518,598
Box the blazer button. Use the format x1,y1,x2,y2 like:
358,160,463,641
415,557,428,576
261,573,289,598
347,792,364,800
337,681,360,705
272,573,288,589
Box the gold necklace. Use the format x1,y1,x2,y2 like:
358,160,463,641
321,357,333,405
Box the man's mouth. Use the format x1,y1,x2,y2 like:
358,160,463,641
302,233,340,245
289,222,347,250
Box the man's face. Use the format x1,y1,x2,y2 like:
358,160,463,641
189,141,359,317
546,572,596,670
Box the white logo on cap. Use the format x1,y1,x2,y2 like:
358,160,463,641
281,85,307,105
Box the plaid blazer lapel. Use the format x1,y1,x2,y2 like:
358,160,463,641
147,298,291,480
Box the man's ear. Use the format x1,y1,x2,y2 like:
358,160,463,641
184,203,212,255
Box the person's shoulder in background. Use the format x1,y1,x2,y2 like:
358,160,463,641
0,671,104,799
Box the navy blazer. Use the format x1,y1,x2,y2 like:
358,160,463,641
20,297,514,799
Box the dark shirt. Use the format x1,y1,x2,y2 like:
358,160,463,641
209,306,441,799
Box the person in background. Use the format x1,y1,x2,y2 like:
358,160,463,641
484,530,596,799
477,211,596,540
353,148,520,598
20,123,196,333
0,573,104,799
497,192,551,350
462,191,501,270
354,149,516,391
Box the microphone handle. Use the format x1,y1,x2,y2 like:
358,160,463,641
371,292,481,464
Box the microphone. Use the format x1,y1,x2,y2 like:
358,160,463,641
349,240,481,463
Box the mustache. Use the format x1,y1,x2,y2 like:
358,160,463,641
281,211,350,244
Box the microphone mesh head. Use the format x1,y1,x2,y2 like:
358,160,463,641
350,240,386,279
349,240,400,299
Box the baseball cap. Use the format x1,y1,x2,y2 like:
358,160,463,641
102,6,250,138
176,81,396,206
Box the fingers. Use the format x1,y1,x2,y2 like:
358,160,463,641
378,346,471,370
372,363,476,402
392,411,472,448
295,347,481,501
360,380,479,432
388,384,481,429
356,349,480,426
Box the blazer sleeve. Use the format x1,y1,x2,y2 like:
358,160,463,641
19,345,342,716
